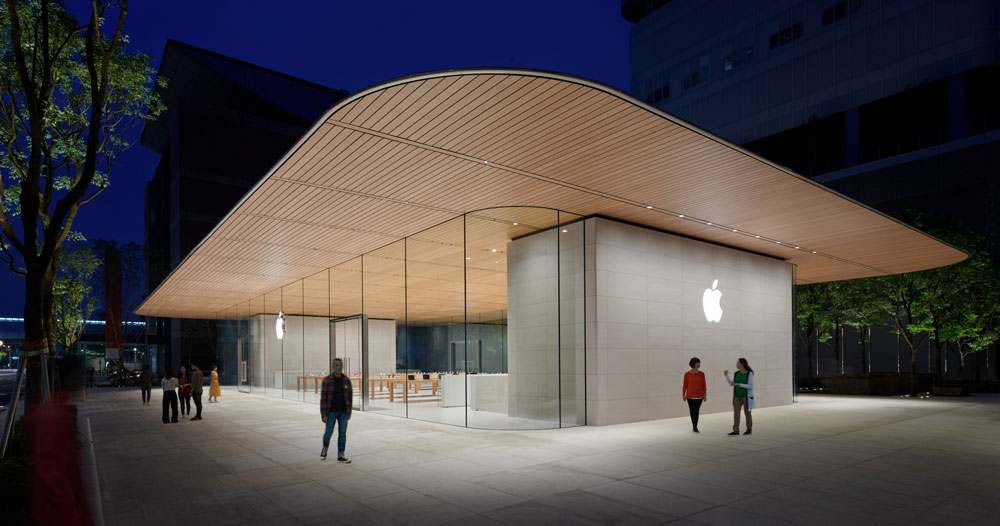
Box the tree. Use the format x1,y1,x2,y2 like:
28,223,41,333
840,277,883,376
870,272,932,395
819,281,852,375
0,1,162,400
941,251,1000,379
795,283,831,387
52,241,100,352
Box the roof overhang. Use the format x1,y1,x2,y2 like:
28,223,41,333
136,69,966,319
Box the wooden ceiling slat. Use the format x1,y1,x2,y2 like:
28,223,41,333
138,71,965,319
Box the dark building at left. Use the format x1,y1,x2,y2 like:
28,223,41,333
142,40,348,375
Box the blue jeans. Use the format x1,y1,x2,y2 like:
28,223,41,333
323,411,349,457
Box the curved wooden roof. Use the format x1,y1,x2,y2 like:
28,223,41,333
136,69,966,319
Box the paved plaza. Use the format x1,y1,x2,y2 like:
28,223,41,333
79,388,1000,526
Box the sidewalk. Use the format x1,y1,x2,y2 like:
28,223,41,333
79,389,1000,526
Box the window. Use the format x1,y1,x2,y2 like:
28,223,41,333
646,84,669,104
823,1,861,26
769,21,803,50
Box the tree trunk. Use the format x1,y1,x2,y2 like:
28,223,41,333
974,350,982,382
860,329,869,376
807,330,815,388
23,270,50,403
909,346,919,396
958,353,965,379
833,321,842,375
933,340,944,381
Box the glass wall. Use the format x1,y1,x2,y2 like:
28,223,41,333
221,207,586,429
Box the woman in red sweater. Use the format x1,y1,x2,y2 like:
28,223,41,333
682,357,707,433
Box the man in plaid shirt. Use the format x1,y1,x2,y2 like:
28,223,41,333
320,358,353,463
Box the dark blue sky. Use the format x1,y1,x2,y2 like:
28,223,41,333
1,1,633,314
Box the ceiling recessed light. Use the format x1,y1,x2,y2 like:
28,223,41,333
491,249,497,253
776,241,781,244
732,229,738,232
512,222,519,226
755,235,760,238
646,205,653,209
707,222,713,225
403,201,409,204
601,193,607,197
812,251,817,254
561,229,568,233
465,257,471,260
794,246,800,249
483,160,489,164
678,214,684,218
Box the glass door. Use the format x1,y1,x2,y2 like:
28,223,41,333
330,315,369,412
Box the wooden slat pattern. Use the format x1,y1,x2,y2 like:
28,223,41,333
137,70,966,320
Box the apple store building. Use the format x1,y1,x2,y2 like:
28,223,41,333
136,70,965,429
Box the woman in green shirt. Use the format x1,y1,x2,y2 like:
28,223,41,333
724,358,754,436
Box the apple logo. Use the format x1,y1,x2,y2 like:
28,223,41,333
276,311,286,340
702,279,723,322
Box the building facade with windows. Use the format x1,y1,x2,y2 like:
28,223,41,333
624,0,1000,379
142,40,348,376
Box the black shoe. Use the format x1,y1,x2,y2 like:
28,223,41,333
693,427,700,433
321,448,328,460
191,416,202,421
743,430,752,435
337,457,351,464
727,431,740,436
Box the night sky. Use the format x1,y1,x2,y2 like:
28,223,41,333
0,0,633,315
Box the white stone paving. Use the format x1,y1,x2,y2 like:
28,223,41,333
79,389,1000,526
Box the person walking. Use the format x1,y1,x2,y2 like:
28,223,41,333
86,368,95,389
682,357,707,433
209,365,222,402
319,358,352,463
161,368,179,424
178,366,192,419
190,363,204,420
139,364,153,405
725,358,754,436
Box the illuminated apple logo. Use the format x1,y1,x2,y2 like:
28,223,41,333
276,311,286,340
702,280,723,323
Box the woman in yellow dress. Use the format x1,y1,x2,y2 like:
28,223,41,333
209,365,222,402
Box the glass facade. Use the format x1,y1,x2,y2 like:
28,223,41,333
216,207,586,429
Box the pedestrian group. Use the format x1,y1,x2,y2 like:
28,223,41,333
157,363,207,424
682,356,755,435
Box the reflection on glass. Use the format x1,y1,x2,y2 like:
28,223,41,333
282,281,304,402
363,240,407,419
404,216,465,426
216,207,586,429
559,212,587,427
263,289,282,398
302,270,330,404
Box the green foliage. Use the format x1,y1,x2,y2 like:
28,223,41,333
0,0,163,276
53,241,100,350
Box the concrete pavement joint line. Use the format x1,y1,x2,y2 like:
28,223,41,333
80,390,1000,525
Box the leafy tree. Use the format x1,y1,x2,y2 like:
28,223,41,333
940,250,1000,379
912,222,985,380
52,241,100,352
839,277,883,376
796,283,831,387
819,281,853,375
870,271,933,395
0,0,162,400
